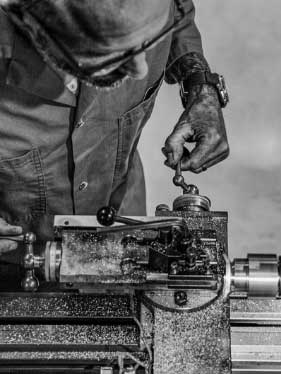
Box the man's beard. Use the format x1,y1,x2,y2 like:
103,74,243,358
89,68,129,90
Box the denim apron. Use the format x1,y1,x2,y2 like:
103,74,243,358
0,10,172,240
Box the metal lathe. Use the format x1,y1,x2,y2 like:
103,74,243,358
0,168,280,374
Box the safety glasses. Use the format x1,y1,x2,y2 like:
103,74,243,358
4,0,188,84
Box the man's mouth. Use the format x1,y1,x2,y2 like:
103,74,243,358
90,68,129,89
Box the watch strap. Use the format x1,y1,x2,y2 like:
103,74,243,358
180,71,229,108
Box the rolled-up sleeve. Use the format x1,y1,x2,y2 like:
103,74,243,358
166,0,203,71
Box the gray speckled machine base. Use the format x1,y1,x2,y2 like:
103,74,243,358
153,298,230,374
152,211,231,374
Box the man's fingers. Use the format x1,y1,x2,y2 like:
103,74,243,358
162,106,229,173
0,218,22,236
0,240,18,254
193,149,229,173
163,142,183,167
163,121,193,168
181,140,229,172
162,147,191,170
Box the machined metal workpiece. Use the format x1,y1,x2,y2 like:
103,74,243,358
231,254,280,298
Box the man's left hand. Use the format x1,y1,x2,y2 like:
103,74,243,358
162,84,229,173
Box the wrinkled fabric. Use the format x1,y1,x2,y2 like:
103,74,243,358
0,1,202,240
165,51,210,84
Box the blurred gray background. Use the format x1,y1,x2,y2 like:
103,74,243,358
139,0,281,258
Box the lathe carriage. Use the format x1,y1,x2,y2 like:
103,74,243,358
0,173,280,373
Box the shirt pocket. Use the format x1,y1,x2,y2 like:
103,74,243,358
113,72,164,185
0,148,47,224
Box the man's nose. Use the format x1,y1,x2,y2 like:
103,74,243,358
124,52,149,80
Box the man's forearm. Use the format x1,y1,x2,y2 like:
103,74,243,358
165,51,221,111
165,51,210,84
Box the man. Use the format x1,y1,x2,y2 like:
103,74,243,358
0,0,229,253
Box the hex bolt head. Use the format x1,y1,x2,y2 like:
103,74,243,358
174,290,188,306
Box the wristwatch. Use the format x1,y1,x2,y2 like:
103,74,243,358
180,71,229,108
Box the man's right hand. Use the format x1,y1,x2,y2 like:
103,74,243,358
0,218,23,254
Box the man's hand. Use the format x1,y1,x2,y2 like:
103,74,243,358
0,217,22,254
162,84,229,173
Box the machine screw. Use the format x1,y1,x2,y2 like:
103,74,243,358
121,234,138,248
170,261,179,275
120,258,137,275
174,290,188,306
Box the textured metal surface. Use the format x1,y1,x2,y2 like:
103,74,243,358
156,211,228,251
0,294,135,318
154,297,230,374
231,298,281,325
231,298,281,314
152,210,230,374
0,292,150,371
0,324,139,347
231,326,281,345
0,351,145,360
0,350,149,374
60,231,148,284
230,298,281,372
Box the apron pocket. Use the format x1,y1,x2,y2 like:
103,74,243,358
113,72,165,185
0,148,47,223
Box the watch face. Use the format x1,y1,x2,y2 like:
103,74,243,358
217,75,229,107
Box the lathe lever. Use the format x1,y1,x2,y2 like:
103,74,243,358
21,232,43,292
97,206,143,226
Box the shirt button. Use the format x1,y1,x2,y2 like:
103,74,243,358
79,181,88,191
66,78,78,94
76,119,85,128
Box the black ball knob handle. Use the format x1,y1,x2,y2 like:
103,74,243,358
97,206,143,227
97,206,117,226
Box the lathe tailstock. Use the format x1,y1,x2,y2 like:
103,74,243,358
0,183,280,373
